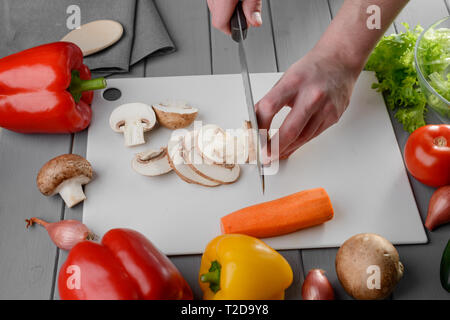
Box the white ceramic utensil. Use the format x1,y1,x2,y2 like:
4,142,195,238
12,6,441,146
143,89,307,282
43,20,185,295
61,20,123,57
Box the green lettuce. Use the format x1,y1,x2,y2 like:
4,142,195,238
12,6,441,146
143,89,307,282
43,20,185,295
366,23,450,133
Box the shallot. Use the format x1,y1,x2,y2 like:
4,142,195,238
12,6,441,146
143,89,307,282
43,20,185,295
25,217,96,250
302,269,335,300
425,186,450,231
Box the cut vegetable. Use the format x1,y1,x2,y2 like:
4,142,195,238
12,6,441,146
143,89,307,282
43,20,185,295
244,120,256,164
132,147,173,177
220,188,334,238
152,102,198,130
167,133,220,187
184,130,240,184
197,124,249,165
109,103,157,147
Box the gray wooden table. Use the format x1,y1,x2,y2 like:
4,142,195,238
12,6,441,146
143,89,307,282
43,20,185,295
0,0,449,300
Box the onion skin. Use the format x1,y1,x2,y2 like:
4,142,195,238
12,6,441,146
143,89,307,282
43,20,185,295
302,269,335,300
25,217,95,250
425,186,450,231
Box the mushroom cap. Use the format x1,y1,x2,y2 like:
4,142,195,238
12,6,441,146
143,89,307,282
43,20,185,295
109,102,157,132
37,154,93,196
152,102,198,130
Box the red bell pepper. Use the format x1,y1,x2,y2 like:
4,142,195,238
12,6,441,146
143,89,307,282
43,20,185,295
58,228,193,300
0,42,106,133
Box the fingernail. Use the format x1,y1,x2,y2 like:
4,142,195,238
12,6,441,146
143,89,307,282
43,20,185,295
252,12,262,26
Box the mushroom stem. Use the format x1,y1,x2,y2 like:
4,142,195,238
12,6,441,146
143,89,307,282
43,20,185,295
123,121,145,147
58,179,87,208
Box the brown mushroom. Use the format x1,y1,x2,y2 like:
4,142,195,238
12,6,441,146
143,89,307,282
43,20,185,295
335,233,404,300
37,154,93,208
152,102,198,130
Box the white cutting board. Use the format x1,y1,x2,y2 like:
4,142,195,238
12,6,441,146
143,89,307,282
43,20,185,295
83,72,427,255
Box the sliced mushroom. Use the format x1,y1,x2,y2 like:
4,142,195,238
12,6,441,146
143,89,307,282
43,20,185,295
184,131,240,184
152,101,198,130
109,103,157,147
132,148,172,177
167,134,220,187
197,124,248,165
37,154,93,208
244,120,256,164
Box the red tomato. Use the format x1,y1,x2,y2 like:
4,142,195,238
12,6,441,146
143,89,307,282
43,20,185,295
404,125,450,187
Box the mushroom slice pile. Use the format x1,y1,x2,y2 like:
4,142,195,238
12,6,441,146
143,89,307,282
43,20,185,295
167,134,220,187
152,101,198,130
197,124,249,165
37,154,93,208
132,148,172,177
184,131,240,184
109,103,157,147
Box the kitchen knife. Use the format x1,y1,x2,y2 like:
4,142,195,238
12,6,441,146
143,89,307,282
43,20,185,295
231,2,265,194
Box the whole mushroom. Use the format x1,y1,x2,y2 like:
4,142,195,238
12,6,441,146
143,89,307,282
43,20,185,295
335,233,404,300
37,154,93,208
109,102,157,147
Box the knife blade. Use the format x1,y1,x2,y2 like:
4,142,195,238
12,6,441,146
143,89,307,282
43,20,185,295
231,2,265,194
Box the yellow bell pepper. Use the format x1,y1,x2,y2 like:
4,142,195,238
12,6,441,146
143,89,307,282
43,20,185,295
198,234,293,300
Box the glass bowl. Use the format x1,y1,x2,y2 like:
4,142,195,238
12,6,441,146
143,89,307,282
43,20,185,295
414,16,450,123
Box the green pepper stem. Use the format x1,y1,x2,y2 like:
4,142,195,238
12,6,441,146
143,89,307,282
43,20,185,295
200,270,220,284
69,70,107,103
200,260,221,294
71,77,107,94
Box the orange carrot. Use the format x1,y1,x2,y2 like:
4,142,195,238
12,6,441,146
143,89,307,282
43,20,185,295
220,188,334,238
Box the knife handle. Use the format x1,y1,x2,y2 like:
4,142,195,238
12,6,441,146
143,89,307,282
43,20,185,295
231,1,248,42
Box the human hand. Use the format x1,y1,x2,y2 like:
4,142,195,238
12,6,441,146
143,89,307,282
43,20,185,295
207,0,263,34
256,48,360,161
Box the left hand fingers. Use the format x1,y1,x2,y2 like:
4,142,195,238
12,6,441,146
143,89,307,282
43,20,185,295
280,113,338,160
278,112,324,159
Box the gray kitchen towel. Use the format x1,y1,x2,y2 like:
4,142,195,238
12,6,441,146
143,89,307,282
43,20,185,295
0,0,175,74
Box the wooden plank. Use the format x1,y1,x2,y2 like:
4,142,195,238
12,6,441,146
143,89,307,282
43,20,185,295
144,0,210,301
54,0,211,299
209,0,304,300
270,0,331,71
0,131,71,299
394,0,448,31
145,0,211,77
270,0,332,300
328,0,396,35
388,0,450,299
280,250,304,299
210,0,277,74
377,0,450,300
387,108,450,299
302,0,397,301
52,61,146,300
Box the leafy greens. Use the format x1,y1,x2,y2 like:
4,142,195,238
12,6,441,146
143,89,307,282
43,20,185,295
366,23,450,133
